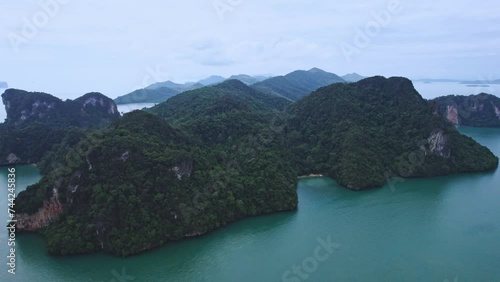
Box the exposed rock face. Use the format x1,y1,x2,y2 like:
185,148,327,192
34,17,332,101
431,93,500,127
79,93,118,115
1,89,120,129
425,130,451,158
446,105,459,125
170,161,193,180
493,102,500,119
2,90,61,127
15,189,62,231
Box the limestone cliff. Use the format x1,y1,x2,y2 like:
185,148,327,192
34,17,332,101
431,93,500,127
1,89,120,129
16,188,63,231
424,130,451,158
0,89,121,166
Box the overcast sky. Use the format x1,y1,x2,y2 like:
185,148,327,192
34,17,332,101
1,0,500,99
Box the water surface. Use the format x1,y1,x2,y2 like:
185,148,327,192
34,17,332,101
0,127,499,281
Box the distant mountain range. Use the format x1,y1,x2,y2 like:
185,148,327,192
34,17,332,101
146,81,204,92
115,74,269,104
228,74,268,85
252,68,345,101
431,93,500,127
341,73,366,82
114,69,372,105
198,75,226,86
0,81,8,88
114,87,180,104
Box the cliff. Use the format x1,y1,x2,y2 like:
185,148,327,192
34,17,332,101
287,76,499,190
0,89,120,165
2,89,119,128
431,93,500,127
16,188,63,231
15,110,298,257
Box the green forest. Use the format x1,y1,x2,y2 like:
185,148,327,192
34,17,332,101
431,93,500,127
8,77,499,256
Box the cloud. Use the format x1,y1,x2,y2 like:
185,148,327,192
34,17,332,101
0,0,499,98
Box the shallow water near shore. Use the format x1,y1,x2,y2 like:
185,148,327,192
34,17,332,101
0,126,499,281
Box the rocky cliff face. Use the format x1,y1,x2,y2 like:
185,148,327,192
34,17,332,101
431,93,500,127
446,105,459,125
0,89,121,167
170,161,193,180
423,130,451,158
15,188,63,231
493,102,500,118
1,89,120,128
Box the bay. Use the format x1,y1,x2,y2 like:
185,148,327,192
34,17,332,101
0,128,499,281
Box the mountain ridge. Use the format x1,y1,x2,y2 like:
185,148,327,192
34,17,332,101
252,68,345,101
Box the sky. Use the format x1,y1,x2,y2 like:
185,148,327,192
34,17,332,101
1,0,500,100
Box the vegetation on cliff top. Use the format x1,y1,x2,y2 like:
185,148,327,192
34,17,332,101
0,89,120,165
12,76,499,257
286,77,498,189
430,93,500,127
16,82,298,256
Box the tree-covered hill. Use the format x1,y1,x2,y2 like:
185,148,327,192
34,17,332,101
286,76,499,189
252,68,345,101
430,93,500,127
149,79,292,124
2,89,119,128
11,75,500,258
15,110,298,256
0,89,120,165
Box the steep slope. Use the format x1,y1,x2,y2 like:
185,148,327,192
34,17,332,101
430,93,500,127
15,108,298,256
287,76,498,189
114,87,180,104
252,68,345,101
2,89,119,128
0,89,120,165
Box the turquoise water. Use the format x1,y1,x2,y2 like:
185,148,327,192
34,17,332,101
0,126,499,281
